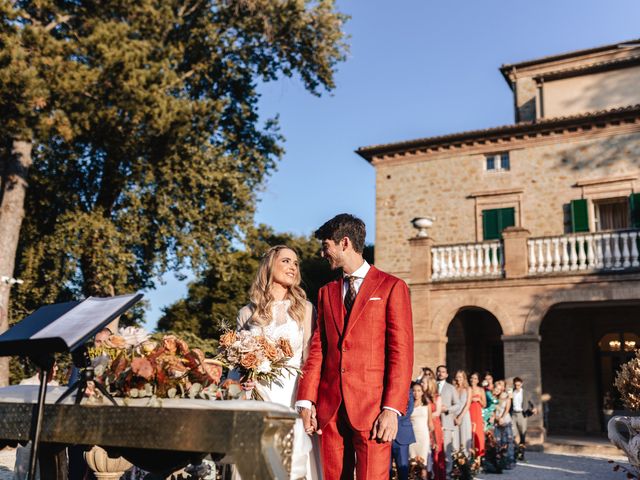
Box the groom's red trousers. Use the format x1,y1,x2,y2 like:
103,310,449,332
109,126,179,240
319,404,391,480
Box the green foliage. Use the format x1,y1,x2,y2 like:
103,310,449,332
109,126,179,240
2,0,348,317
158,224,339,339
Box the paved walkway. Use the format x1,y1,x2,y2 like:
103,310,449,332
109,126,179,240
478,452,632,480
0,448,633,479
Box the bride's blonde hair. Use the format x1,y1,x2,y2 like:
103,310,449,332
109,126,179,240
249,245,307,327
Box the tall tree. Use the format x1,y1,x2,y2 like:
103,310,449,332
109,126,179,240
0,0,347,385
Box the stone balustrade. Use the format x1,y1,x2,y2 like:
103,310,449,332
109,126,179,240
527,230,640,274
431,241,503,280
420,228,640,283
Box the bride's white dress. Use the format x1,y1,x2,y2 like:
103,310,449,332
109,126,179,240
240,300,322,480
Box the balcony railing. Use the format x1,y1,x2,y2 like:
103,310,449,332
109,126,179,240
432,241,503,280
527,230,640,273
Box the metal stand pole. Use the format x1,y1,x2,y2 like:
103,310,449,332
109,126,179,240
27,366,50,480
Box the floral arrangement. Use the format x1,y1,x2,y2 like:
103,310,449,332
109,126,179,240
451,448,480,480
615,350,640,411
89,327,223,400
482,430,507,474
216,329,298,400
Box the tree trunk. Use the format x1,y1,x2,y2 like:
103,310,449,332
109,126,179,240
0,139,33,386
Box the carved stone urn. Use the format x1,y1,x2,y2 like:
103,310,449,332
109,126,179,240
84,445,133,479
608,416,640,474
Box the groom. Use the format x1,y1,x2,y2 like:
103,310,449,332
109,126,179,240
296,214,414,479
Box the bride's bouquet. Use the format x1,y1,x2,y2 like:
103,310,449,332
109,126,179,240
216,329,299,400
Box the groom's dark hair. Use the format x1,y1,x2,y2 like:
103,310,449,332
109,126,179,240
315,214,366,254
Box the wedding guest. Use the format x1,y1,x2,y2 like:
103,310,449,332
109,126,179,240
469,372,486,457
391,387,416,480
493,380,515,469
482,372,498,430
423,376,445,480
510,377,536,447
436,365,460,475
453,370,473,456
409,381,433,479
416,366,435,383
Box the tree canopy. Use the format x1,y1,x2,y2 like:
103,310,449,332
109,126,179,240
2,0,347,315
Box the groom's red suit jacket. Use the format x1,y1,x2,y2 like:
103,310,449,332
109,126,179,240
297,265,414,431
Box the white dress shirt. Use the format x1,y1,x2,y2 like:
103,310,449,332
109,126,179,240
296,261,401,416
512,388,524,412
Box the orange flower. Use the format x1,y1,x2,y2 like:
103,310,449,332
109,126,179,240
105,335,126,349
162,335,178,354
240,352,260,370
219,331,237,348
257,337,279,361
131,357,155,380
278,338,294,358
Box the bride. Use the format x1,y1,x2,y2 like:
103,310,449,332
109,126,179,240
236,245,322,480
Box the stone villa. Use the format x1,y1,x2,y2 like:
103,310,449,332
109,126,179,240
357,39,640,443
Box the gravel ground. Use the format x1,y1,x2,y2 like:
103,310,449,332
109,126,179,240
0,448,633,479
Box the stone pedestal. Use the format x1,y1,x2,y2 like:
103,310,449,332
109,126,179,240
502,333,545,446
84,446,133,479
501,227,530,279
409,236,434,284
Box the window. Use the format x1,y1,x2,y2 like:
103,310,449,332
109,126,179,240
482,207,515,240
485,152,510,171
594,197,629,231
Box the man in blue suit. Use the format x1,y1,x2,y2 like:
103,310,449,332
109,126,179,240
390,388,416,480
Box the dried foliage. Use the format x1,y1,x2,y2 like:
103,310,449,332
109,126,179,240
615,350,640,411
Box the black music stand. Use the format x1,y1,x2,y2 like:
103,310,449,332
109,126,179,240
0,293,143,480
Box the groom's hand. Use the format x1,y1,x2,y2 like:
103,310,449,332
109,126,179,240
299,407,317,435
371,409,398,442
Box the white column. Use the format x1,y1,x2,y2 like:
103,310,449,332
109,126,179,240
432,248,441,280
552,238,561,271
603,234,613,269
612,233,622,268
586,235,595,269
536,239,545,273
528,240,536,274
621,232,631,268
569,236,578,270
560,237,570,271
490,243,499,274
594,234,604,269
453,246,461,277
630,231,640,268
483,244,491,275
446,247,454,278
476,245,484,276
468,245,476,276
461,246,469,277
544,239,553,273
577,236,586,270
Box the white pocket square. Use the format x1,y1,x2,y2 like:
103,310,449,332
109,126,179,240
369,297,382,301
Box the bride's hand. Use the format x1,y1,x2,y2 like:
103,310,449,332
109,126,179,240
311,404,322,435
241,380,256,391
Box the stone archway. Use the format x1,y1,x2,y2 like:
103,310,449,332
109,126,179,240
445,307,505,379
432,293,515,338
539,302,640,434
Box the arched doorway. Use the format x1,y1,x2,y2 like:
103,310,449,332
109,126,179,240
540,303,640,435
446,307,504,379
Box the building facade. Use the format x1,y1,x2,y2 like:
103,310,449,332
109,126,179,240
357,39,640,443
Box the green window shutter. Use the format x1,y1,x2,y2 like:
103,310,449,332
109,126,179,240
630,193,640,228
483,208,516,240
483,209,500,240
499,207,515,233
570,199,589,232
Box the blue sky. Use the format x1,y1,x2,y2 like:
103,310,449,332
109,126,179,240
144,0,640,328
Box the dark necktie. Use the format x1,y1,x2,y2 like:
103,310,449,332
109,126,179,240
344,275,357,317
